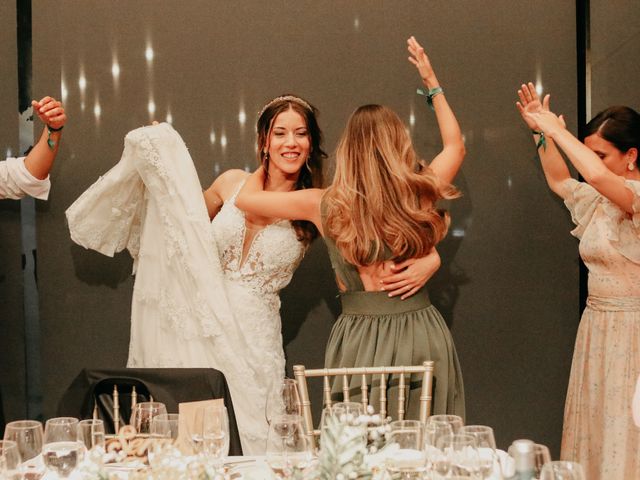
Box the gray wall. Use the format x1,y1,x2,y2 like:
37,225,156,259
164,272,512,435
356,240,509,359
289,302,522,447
1,0,591,455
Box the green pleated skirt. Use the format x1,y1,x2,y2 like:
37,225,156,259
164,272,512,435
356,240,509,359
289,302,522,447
324,288,465,420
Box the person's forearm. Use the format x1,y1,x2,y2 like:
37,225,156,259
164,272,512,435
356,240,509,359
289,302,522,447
24,126,61,180
550,128,608,183
533,133,572,195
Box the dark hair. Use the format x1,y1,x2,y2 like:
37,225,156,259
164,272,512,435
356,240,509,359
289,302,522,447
585,105,640,153
256,95,327,245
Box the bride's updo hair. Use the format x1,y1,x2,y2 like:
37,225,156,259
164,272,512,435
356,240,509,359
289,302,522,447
256,94,327,245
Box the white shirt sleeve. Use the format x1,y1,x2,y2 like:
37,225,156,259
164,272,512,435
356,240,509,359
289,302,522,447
0,156,51,200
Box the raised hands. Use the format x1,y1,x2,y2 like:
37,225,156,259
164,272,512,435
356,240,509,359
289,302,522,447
407,36,439,89
32,96,66,131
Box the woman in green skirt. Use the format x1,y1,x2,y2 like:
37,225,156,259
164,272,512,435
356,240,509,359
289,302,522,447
237,36,466,418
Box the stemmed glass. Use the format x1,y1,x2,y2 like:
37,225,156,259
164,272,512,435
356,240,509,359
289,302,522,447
189,405,230,470
385,420,426,479
424,419,454,478
149,413,180,468
130,401,168,435
265,378,302,426
77,419,106,452
459,425,498,479
436,433,480,478
4,420,45,479
266,414,312,479
428,414,464,433
0,440,22,480
43,417,83,478
539,460,586,480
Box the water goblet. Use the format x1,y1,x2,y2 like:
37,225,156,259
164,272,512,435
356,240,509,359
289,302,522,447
0,440,22,480
428,414,464,433
424,420,454,478
385,420,426,479
436,433,479,478
539,460,586,480
43,417,83,478
265,378,302,426
4,420,45,479
266,414,312,479
459,425,498,478
149,413,180,468
77,419,106,452
130,401,167,435
189,405,229,471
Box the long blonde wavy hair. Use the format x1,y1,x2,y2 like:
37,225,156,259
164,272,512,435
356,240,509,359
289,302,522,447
324,104,460,266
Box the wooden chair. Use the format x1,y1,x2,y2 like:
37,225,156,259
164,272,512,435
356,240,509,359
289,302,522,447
293,361,434,449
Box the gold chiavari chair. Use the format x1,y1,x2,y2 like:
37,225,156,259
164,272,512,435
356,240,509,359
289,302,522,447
293,361,434,450
91,379,153,434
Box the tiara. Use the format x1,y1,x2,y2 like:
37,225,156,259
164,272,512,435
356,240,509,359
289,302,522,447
257,95,313,119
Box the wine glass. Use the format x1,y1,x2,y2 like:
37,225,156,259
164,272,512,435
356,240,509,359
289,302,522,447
4,420,45,479
424,420,454,478
459,425,498,478
76,419,106,451
320,402,367,449
428,414,464,433
149,413,180,468
43,417,83,478
266,414,312,479
436,433,479,478
189,405,229,470
129,401,167,435
533,444,552,478
385,420,426,479
0,440,21,480
265,378,301,425
539,460,586,480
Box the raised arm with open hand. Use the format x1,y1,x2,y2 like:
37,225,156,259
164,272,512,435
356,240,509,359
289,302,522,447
408,36,465,185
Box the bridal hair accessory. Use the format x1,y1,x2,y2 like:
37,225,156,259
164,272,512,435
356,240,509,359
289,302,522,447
258,95,313,119
417,86,444,111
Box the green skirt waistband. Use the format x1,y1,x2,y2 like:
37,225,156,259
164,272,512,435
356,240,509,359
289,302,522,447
340,287,431,315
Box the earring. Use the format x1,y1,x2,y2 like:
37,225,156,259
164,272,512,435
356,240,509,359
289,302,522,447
628,162,636,171
305,157,312,173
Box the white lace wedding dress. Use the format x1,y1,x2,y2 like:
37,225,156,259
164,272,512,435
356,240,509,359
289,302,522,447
66,123,305,454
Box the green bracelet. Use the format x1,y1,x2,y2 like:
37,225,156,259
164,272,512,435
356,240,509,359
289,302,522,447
46,124,63,150
416,87,444,111
532,130,547,152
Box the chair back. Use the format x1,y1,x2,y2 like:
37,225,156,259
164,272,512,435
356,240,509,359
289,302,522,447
91,377,153,433
293,361,434,449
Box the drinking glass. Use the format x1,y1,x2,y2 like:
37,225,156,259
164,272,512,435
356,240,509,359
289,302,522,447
424,420,454,478
539,460,586,480
43,417,83,478
0,440,21,480
533,443,552,478
437,433,479,478
459,425,498,478
265,378,302,425
428,414,464,433
148,414,180,468
319,402,367,449
266,414,312,479
385,420,426,479
129,401,167,435
77,419,106,451
189,405,229,470
4,420,45,479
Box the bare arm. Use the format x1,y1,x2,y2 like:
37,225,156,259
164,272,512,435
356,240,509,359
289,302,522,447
516,83,571,197
408,36,465,185
235,167,324,232
202,169,248,220
529,109,636,213
24,96,67,179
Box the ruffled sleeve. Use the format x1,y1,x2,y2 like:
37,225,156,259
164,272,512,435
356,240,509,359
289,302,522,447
65,141,144,264
562,177,640,263
561,178,601,239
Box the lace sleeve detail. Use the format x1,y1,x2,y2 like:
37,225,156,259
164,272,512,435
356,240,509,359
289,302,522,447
562,178,601,239
65,142,144,262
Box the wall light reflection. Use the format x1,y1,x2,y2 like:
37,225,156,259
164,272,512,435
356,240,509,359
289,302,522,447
220,134,227,148
6,148,12,158
60,79,68,104
451,228,465,238
78,73,87,93
112,61,121,81
409,111,415,128
148,99,156,116
238,109,246,126
94,100,101,120
145,45,154,64
210,130,216,145
166,110,173,124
